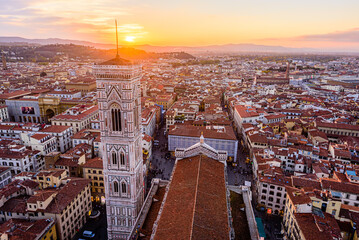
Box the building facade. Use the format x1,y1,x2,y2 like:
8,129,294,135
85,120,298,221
168,125,238,159
50,104,98,134
94,56,144,239
83,157,105,203
0,167,11,189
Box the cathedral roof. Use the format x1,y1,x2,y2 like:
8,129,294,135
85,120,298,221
153,155,230,239
98,56,133,66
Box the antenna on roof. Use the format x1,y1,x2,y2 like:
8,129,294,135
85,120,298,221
115,19,119,58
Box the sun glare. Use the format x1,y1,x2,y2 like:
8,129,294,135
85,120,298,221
125,36,136,42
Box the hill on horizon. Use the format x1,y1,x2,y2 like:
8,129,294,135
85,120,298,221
0,36,315,53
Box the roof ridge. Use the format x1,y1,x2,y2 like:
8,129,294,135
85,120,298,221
189,155,202,240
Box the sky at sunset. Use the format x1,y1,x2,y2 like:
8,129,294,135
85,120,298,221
1,0,359,50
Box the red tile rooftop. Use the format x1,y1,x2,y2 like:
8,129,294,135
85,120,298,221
321,178,359,195
40,178,91,214
294,212,341,240
40,125,72,133
31,133,51,141
234,105,259,118
154,155,230,240
286,186,312,205
37,168,66,177
169,125,236,140
83,157,103,169
51,104,98,121
0,218,54,240
72,129,100,139
0,90,32,100
316,121,359,131
0,166,10,174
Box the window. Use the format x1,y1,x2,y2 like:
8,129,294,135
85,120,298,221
134,105,138,128
112,152,117,165
114,182,119,193
121,182,127,194
111,106,122,131
120,152,125,166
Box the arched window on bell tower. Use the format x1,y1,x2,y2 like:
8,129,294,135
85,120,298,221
110,103,122,132
121,181,127,197
111,151,118,166
120,152,126,167
134,99,139,129
113,181,119,194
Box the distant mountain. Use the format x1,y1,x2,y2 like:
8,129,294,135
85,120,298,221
0,36,313,53
133,44,314,53
0,37,114,49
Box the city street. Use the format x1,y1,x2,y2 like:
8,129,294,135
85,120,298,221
228,135,283,240
74,204,107,240
147,123,175,186
226,141,252,186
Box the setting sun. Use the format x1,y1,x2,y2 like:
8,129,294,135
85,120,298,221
125,36,136,42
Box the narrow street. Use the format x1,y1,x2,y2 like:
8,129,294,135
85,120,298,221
73,203,107,240
147,123,175,187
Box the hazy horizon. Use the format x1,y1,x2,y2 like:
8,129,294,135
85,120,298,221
1,0,359,51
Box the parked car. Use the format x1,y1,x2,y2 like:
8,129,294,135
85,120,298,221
89,210,100,219
83,230,95,238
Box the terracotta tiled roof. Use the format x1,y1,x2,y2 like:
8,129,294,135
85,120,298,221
294,212,341,240
234,105,259,118
83,157,103,169
286,186,312,205
0,218,54,239
169,125,236,140
31,133,50,141
0,195,29,213
40,125,71,133
316,121,359,131
321,178,359,195
42,178,91,214
154,155,230,239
